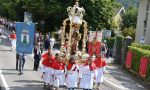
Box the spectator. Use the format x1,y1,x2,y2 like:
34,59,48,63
33,43,41,71
9,30,16,51
50,36,55,51
0,28,2,43
18,53,25,75
101,43,106,58
44,35,50,50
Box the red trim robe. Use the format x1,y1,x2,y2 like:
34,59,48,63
42,52,55,68
52,59,65,70
94,57,106,68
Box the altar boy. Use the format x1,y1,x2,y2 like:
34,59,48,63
79,57,97,90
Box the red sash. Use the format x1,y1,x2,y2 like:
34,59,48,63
67,63,76,71
84,62,96,71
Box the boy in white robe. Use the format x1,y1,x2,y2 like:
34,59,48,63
66,57,79,90
79,57,97,90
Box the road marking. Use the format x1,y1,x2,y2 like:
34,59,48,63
104,79,129,90
0,69,10,90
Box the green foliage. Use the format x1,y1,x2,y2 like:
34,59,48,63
116,0,139,8
120,6,138,40
147,63,150,80
122,6,138,29
122,27,135,40
128,46,150,79
103,37,115,49
0,0,121,32
131,43,150,50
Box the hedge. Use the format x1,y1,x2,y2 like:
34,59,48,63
131,43,150,50
128,46,150,79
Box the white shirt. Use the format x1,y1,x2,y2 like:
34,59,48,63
50,38,55,45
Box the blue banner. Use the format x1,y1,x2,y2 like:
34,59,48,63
16,22,35,54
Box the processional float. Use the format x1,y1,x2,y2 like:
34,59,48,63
60,0,88,60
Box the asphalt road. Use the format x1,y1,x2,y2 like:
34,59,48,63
0,27,113,90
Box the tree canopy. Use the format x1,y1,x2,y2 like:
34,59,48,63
0,0,121,32
121,6,138,39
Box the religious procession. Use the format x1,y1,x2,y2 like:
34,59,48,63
33,1,107,89
0,0,149,90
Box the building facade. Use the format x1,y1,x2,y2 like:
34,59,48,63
136,0,150,44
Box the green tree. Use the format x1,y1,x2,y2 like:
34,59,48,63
0,0,120,32
122,6,138,29
121,6,138,39
122,27,135,39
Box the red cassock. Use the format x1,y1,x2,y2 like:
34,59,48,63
52,59,65,70
10,34,16,39
94,57,106,68
42,53,55,68
88,42,101,57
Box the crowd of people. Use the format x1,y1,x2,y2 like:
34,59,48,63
40,47,106,90
0,18,16,31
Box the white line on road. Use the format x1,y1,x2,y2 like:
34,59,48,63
0,69,10,90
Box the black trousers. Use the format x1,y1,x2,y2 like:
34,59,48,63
16,58,19,70
16,53,19,70
34,59,40,70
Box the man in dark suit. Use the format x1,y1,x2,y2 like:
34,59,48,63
33,43,41,71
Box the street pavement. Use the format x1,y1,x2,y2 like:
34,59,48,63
0,27,112,90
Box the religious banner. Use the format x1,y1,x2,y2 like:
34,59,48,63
24,12,32,23
16,22,35,54
102,30,111,37
88,31,102,56
125,51,133,69
139,57,149,78
88,31,96,42
97,31,103,42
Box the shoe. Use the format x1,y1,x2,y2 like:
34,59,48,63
16,69,18,70
18,72,23,75
98,87,100,90
43,85,46,89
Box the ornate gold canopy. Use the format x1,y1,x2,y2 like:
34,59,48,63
60,0,88,60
